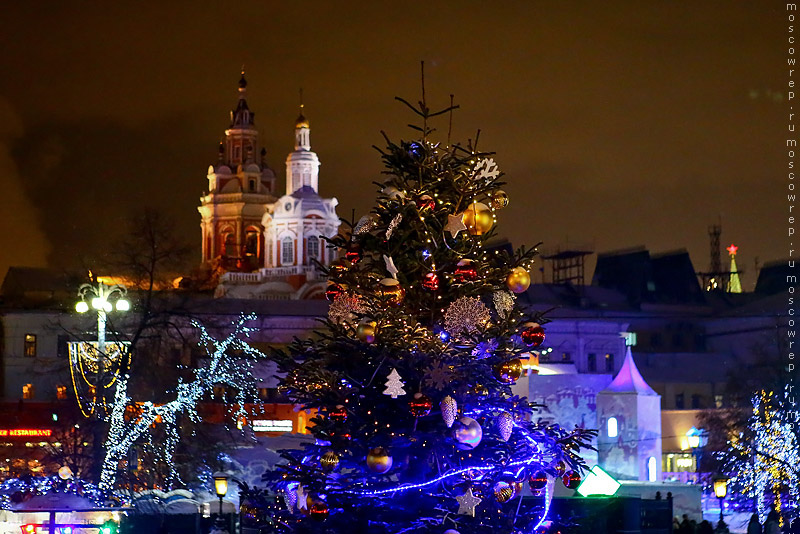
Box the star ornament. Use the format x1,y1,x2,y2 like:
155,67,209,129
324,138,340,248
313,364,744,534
445,214,467,237
456,487,482,516
727,244,738,256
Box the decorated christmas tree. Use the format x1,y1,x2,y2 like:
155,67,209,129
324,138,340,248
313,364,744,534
263,82,595,533
726,386,799,524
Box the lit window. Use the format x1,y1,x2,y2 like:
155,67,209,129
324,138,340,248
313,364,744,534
56,386,68,401
282,237,294,265
647,456,657,482
607,417,618,438
24,334,37,357
245,230,259,257
307,236,319,263
714,395,723,408
223,232,236,257
605,353,615,373
22,384,34,400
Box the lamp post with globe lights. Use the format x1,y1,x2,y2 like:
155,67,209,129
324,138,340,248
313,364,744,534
75,278,130,416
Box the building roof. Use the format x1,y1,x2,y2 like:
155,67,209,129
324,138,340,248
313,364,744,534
600,346,658,395
592,247,705,307
0,267,84,309
754,259,792,295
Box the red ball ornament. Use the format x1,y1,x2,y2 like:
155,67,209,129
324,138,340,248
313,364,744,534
345,242,362,263
415,194,435,211
328,405,347,423
328,258,352,277
325,283,344,302
330,430,351,441
562,471,581,489
308,499,329,521
520,322,546,347
408,392,433,417
528,471,548,490
454,259,478,283
422,272,439,290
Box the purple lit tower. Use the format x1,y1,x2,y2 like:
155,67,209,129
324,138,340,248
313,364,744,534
596,346,662,481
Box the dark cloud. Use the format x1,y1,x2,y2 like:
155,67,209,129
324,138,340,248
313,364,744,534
0,98,49,280
0,2,785,285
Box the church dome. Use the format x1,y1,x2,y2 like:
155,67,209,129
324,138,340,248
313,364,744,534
295,113,310,129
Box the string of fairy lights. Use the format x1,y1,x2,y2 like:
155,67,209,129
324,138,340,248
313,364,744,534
728,385,799,522
99,314,265,491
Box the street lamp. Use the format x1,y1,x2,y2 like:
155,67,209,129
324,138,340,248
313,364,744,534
686,427,702,450
212,471,230,534
713,475,729,533
75,277,129,414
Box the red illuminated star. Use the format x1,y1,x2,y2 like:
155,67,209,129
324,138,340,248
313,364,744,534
726,244,738,256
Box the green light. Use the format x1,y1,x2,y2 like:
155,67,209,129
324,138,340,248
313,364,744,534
576,465,621,497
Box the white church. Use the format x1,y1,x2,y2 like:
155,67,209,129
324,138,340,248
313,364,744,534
197,73,340,299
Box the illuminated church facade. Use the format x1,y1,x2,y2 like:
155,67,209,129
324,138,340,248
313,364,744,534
198,73,340,299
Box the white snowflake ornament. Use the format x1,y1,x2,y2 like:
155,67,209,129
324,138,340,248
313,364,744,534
424,363,453,390
473,157,500,182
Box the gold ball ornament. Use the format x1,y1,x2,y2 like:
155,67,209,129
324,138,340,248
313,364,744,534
494,481,514,503
490,190,509,210
494,358,523,384
320,450,340,471
506,267,531,294
376,278,405,306
461,202,494,235
328,258,352,277
356,320,377,343
366,446,393,473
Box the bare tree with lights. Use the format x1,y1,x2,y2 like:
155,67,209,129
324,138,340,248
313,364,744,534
261,74,595,534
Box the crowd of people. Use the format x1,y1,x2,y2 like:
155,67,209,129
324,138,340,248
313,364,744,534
671,510,798,534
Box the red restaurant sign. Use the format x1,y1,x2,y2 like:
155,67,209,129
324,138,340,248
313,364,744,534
0,429,52,437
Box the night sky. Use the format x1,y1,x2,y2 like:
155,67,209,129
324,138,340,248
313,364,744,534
0,2,785,287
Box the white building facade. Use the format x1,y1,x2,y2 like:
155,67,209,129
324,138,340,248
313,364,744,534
199,75,340,299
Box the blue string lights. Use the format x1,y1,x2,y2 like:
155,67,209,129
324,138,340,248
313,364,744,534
100,315,265,491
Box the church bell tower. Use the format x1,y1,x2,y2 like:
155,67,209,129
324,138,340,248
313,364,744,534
198,71,277,270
